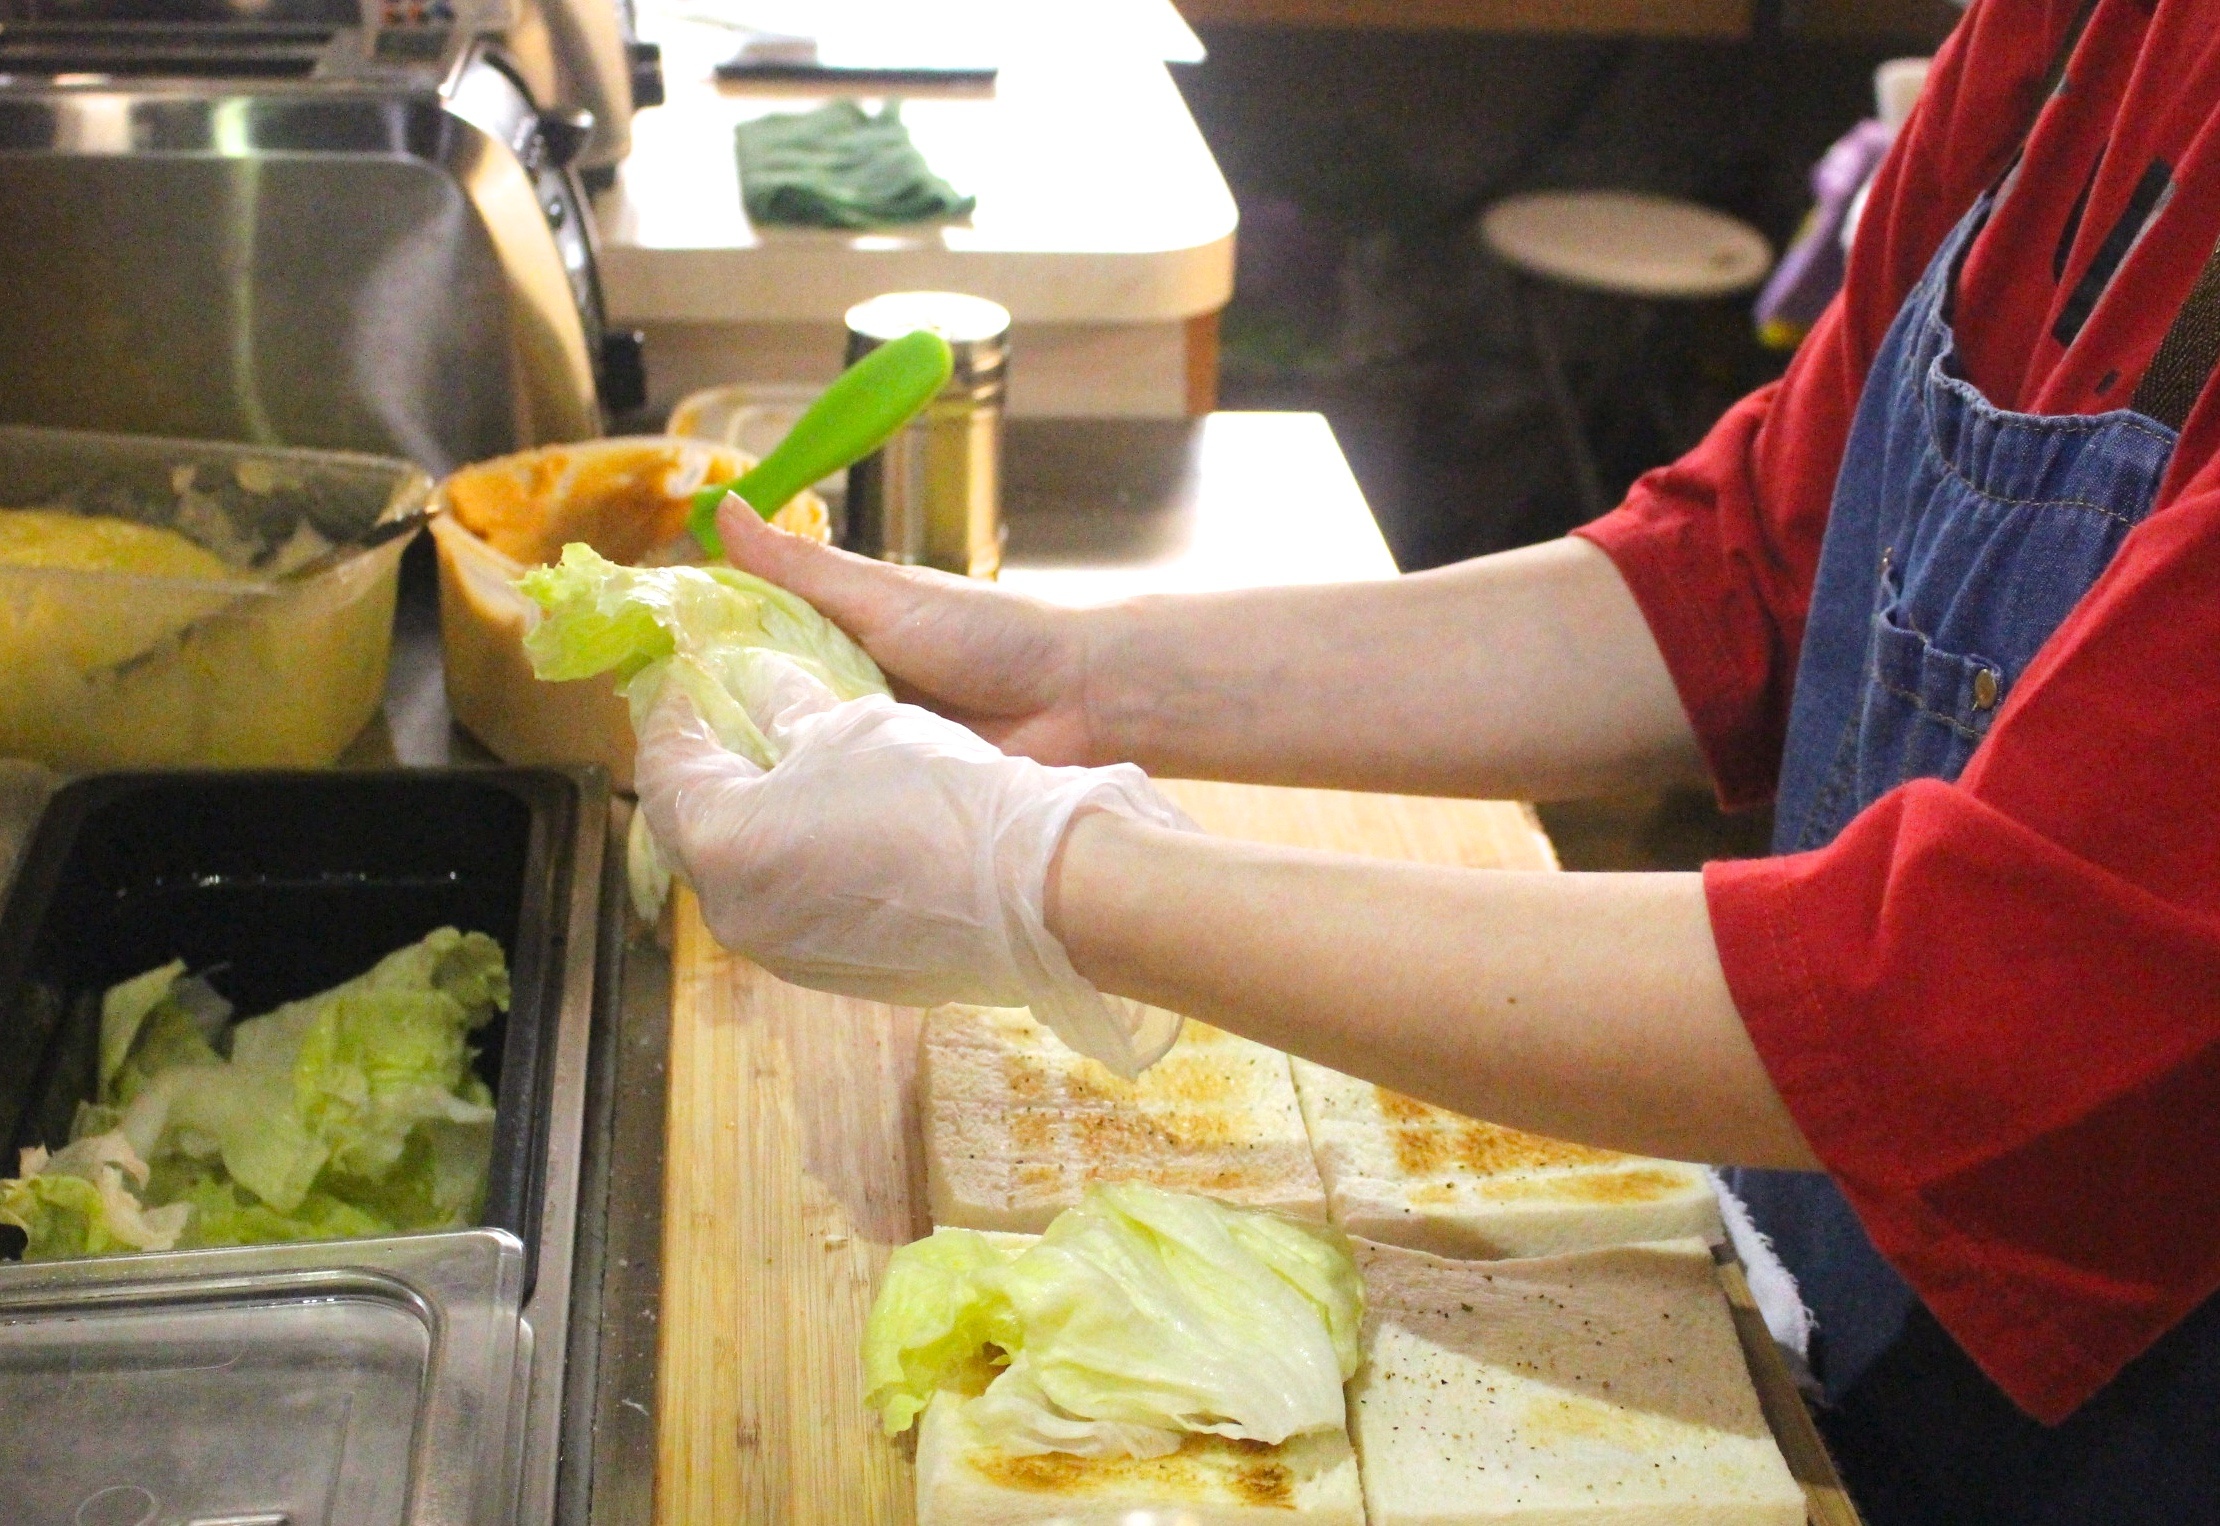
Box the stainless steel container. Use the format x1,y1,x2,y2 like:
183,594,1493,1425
842,292,1009,578
0,6,641,472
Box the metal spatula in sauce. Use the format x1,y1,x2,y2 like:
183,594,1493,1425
92,507,433,681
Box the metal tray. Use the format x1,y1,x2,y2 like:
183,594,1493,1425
0,1229,525,1526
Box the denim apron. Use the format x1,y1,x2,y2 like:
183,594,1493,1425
1724,23,2220,1521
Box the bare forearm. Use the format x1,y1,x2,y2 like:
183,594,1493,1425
1081,538,1707,799
1051,811,1817,1169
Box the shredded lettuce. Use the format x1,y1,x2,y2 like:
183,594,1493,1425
863,1184,1364,1458
0,929,508,1261
0,1133,190,1258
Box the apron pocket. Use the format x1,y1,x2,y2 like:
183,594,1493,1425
1858,605,2004,792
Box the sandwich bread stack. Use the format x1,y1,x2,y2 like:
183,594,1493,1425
924,1005,1326,1232
1294,1059,1722,1258
1350,1237,1805,1525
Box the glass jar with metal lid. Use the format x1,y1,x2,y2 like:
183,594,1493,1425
841,291,1009,578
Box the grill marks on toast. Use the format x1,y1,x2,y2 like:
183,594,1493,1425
923,1006,1328,1232
1373,1088,1627,1178
971,1435,1297,1507
1294,1063,1722,1259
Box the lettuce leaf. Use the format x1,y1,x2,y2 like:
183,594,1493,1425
865,1227,1029,1435
520,541,887,706
164,1162,399,1249
101,961,233,1102
862,1184,1365,1458
518,542,889,769
292,989,492,1180
0,929,512,1260
100,958,186,1090
123,1062,315,1212
0,1133,189,1258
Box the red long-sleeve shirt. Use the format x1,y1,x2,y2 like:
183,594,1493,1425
1575,0,2220,1425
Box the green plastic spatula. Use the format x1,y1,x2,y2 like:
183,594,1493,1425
687,328,955,557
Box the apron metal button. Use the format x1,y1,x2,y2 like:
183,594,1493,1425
1973,668,2000,710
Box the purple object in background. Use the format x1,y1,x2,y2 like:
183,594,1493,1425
1754,118,1896,343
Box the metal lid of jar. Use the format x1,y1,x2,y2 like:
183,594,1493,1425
844,291,1009,391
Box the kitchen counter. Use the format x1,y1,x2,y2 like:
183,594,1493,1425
596,4,1236,419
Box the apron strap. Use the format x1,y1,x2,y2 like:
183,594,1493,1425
2131,247,2220,431
2037,0,2102,107
1962,0,2220,434
1944,0,2102,323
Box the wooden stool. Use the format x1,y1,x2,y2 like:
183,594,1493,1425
1482,190,1772,519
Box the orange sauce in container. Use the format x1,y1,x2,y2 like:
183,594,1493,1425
431,438,827,790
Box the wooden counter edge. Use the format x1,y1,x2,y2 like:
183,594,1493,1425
1717,1250,1865,1526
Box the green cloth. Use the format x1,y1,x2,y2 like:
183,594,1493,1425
735,101,975,229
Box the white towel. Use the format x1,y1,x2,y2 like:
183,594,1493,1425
1710,1169,1820,1397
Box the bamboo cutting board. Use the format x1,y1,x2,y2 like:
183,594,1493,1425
654,780,1850,1525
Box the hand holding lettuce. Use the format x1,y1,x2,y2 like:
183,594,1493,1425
864,1184,1365,1459
0,928,508,1260
520,540,1193,1078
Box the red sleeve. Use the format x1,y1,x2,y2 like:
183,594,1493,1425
1707,468,2220,1424
1574,2,2069,807
1568,2,2220,1424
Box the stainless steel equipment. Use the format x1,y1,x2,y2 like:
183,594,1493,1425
843,290,1009,577
0,0,645,472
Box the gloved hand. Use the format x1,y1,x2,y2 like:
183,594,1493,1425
715,499,1101,765
635,652,1195,1076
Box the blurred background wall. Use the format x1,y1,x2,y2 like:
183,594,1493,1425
1173,11,1956,571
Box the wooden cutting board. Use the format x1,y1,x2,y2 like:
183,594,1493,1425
654,780,1854,1525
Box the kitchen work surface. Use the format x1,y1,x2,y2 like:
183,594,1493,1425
598,2,1235,418
655,781,1852,1524
655,783,1555,1523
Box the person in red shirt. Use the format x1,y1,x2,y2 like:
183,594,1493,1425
632,2,2220,1519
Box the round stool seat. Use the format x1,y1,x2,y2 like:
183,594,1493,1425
1483,190,1772,300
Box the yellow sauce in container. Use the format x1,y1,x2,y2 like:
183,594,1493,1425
0,429,428,770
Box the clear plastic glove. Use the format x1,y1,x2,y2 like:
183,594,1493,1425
634,651,1195,1076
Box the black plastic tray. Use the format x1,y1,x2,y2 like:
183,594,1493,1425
0,768,582,1283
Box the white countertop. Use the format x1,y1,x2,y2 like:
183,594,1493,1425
594,1,1237,327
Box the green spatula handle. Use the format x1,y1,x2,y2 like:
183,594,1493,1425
688,328,955,557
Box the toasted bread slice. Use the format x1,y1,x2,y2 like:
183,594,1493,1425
1293,1060,1721,1258
917,1391,1365,1526
1350,1238,1804,1525
924,1005,1326,1233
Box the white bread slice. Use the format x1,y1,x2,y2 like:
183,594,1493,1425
917,1391,1365,1525
1350,1237,1804,1526
924,1005,1326,1233
1293,1060,1721,1258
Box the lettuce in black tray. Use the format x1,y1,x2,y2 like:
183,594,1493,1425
2,928,509,1259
